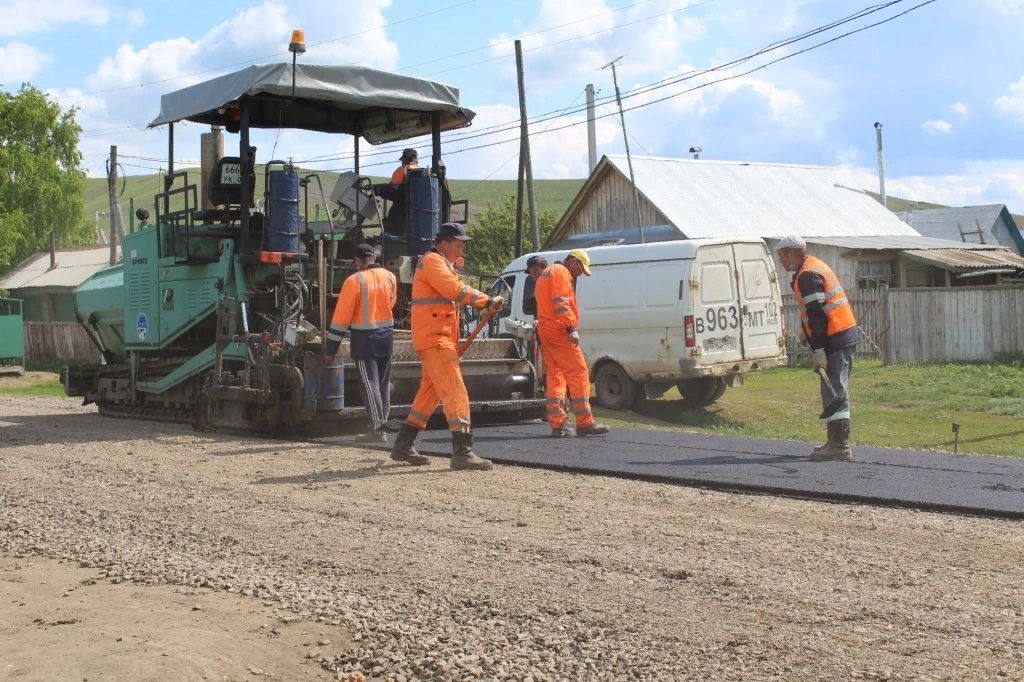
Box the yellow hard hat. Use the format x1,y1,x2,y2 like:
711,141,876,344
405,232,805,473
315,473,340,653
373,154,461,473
567,249,592,276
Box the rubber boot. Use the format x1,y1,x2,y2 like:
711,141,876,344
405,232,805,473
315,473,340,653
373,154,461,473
810,419,853,461
812,421,840,454
450,431,493,471
576,422,610,437
390,423,430,465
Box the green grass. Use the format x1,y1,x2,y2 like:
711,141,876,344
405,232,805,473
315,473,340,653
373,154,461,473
0,380,66,397
85,171,584,228
594,360,1024,458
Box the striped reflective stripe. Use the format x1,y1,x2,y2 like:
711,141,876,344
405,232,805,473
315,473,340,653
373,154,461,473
546,397,563,404
351,322,394,330
326,330,344,341
448,415,471,429
409,408,431,422
554,306,570,314
802,292,826,304
552,295,568,303
538,270,551,278
546,407,563,415
356,272,370,326
824,297,849,311
411,297,454,305
571,397,588,405
457,285,469,303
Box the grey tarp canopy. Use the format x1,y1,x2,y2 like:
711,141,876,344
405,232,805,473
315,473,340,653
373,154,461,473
148,63,475,143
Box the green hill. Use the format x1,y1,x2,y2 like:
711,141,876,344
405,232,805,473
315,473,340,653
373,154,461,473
84,169,584,234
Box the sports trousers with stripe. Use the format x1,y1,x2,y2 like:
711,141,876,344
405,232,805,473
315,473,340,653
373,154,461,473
355,356,391,432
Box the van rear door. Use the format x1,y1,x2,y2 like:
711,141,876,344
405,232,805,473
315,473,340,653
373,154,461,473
691,244,743,364
732,241,784,360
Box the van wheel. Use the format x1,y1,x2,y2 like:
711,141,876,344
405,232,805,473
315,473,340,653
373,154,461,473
594,362,639,411
677,377,727,407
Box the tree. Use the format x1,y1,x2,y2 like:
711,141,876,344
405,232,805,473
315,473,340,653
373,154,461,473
462,195,560,276
0,85,91,276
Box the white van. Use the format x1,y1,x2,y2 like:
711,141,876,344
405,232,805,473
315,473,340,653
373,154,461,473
490,238,787,410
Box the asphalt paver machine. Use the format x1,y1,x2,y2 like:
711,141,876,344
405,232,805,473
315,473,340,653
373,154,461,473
64,62,545,434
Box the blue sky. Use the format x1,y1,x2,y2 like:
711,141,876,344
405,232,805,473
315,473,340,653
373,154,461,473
3,0,1024,212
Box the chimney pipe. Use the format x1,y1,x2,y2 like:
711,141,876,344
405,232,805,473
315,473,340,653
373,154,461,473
874,122,887,208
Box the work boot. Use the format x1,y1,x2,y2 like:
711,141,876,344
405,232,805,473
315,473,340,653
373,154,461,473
551,424,575,438
450,431,493,471
390,423,431,466
355,429,387,444
576,422,610,437
812,421,841,454
810,419,853,461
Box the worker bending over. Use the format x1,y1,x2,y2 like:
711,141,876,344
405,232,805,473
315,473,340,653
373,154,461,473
391,222,503,471
534,249,610,438
324,244,397,443
776,235,860,461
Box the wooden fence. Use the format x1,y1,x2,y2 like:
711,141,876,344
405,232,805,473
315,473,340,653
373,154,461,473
781,293,884,363
882,285,1024,364
23,322,99,361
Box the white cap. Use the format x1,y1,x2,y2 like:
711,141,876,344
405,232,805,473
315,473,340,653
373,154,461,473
775,234,807,252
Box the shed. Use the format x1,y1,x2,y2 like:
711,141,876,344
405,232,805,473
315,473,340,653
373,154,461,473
895,205,1024,255
0,246,117,322
549,156,1024,289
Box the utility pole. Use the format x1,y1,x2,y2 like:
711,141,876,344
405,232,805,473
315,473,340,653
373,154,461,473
515,40,540,250
602,56,643,242
874,122,887,208
585,83,597,173
107,145,125,265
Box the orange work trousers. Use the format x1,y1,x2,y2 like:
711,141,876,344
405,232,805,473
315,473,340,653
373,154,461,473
405,345,472,432
537,326,594,430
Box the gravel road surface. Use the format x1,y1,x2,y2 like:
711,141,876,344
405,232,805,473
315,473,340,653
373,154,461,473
2,395,1022,681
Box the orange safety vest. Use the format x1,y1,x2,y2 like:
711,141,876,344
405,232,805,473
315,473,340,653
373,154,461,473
792,256,857,339
327,265,397,343
390,162,419,184
410,251,490,351
534,263,579,332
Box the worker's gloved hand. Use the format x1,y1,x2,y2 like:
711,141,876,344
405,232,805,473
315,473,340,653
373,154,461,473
490,295,504,311
811,349,827,372
568,330,581,347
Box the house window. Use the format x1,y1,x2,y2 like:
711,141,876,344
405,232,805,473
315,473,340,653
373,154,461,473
856,259,896,289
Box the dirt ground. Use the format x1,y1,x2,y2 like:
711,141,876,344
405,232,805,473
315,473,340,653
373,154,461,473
0,371,58,388
1,395,1023,681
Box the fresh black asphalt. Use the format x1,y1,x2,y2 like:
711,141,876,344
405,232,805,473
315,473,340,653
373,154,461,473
390,424,1024,519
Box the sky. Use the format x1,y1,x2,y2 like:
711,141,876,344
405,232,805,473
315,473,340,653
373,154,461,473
3,0,1024,213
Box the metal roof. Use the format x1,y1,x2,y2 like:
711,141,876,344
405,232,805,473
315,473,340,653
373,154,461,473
602,155,920,239
894,205,1024,253
0,246,116,291
902,248,1024,275
804,235,1006,251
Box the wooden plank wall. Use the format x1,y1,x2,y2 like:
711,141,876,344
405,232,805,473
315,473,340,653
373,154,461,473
23,322,99,361
562,170,669,235
884,285,1024,363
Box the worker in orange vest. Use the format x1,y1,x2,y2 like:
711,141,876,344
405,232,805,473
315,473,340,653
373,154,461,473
534,249,610,438
390,148,419,184
776,235,860,461
390,222,503,471
324,244,398,444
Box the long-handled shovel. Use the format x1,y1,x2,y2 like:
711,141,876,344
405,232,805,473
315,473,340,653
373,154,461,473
458,303,501,357
815,366,846,419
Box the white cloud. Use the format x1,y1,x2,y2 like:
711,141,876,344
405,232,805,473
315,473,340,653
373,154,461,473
994,74,1024,123
921,119,952,134
951,101,969,120
980,0,1024,13
0,43,50,83
837,160,1024,214
0,0,109,37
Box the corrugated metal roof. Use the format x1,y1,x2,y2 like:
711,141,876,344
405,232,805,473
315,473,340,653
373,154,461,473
0,246,116,291
604,155,920,239
895,205,1008,244
902,248,1024,274
805,235,1006,251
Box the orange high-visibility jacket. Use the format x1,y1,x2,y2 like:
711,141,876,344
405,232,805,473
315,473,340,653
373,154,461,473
390,163,419,184
325,265,397,353
792,256,857,339
534,263,579,333
410,250,490,351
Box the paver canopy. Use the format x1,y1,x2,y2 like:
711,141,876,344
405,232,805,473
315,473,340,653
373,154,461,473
148,63,475,143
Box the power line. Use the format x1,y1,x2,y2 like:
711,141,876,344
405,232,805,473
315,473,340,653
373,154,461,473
297,0,917,168
317,0,938,173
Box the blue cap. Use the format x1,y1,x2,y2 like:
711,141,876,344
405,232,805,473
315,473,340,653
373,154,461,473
437,222,470,241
